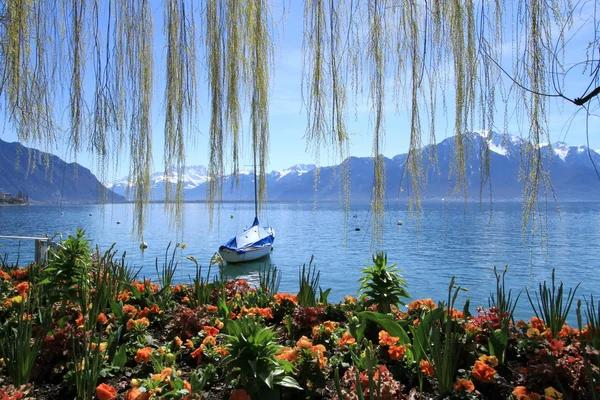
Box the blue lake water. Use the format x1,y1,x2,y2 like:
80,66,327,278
1,201,599,324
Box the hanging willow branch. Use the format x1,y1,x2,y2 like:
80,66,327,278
164,0,197,229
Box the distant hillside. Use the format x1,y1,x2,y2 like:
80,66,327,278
0,139,125,203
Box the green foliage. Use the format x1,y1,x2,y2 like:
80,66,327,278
188,256,213,307
526,269,579,338
223,317,302,395
488,266,520,364
0,265,51,386
358,253,409,314
297,256,320,308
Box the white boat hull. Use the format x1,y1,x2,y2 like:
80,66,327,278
219,244,273,264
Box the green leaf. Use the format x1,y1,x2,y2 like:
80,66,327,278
278,376,303,390
109,299,123,319
112,345,127,368
358,311,410,344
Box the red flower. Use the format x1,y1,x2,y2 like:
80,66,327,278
96,313,108,324
96,383,117,400
191,345,204,364
230,389,251,400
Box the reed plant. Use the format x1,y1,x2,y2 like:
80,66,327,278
526,269,579,338
188,256,213,307
297,256,320,308
156,242,179,290
488,266,520,364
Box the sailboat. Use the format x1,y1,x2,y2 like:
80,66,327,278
218,157,275,264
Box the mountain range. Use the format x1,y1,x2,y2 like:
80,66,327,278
0,138,124,203
109,131,600,202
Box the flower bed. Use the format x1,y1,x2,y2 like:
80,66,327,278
0,232,598,399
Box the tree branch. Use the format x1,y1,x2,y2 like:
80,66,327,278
574,85,600,106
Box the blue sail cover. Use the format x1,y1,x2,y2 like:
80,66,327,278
222,217,275,254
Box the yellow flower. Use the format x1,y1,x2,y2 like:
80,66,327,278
479,354,499,367
544,387,563,399
527,327,540,338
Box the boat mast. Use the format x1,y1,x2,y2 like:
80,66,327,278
253,135,258,219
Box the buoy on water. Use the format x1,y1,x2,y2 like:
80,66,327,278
89,213,93,216
140,242,148,250
355,227,360,231
230,214,234,219
397,221,403,226
117,221,121,225
353,214,358,218
60,212,64,216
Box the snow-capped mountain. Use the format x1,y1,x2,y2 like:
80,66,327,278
110,132,600,202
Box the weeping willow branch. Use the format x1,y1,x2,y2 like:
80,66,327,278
164,0,196,230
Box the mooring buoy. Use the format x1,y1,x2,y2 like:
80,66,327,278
355,227,360,231
140,242,148,249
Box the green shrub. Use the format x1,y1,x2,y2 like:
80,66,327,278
358,253,409,314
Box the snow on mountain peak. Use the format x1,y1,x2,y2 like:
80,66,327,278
275,164,316,180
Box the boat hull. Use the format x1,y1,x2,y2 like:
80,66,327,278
219,244,273,264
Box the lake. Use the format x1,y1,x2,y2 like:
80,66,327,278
1,201,599,323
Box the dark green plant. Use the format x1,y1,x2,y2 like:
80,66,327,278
358,253,409,314
156,242,179,289
297,256,319,308
72,248,120,400
45,228,92,318
427,277,466,397
222,317,302,396
488,266,520,364
259,264,281,295
526,269,579,338
0,264,51,386
188,256,213,307
580,295,600,350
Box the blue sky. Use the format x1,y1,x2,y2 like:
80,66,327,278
0,1,597,181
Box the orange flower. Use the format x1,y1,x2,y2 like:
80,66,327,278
454,379,475,392
97,313,108,324
274,293,298,304
448,308,463,319
137,307,151,319
202,336,216,346
125,387,151,400
96,383,117,400
215,346,229,356
465,323,481,335
151,367,173,382
527,327,540,338
118,291,131,302
472,360,496,383
75,315,85,328
338,332,356,349
276,347,299,363
0,269,12,281
204,326,219,337
230,388,251,400
174,336,183,347
530,317,546,331
11,268,28,280
388,345,406,360
15,281,29,296
408,298,436,312
185,339,194,348
191,345,204,364
150,303,162,314
205,305,218,313
420,360,434,376
127,317,150,331
214,318,224,330
134,347,153,364
344,295,357,303
122,304,138,318
516,320,527,328
512,386,542,400
297,336,313,349
378,330,399,347
182,296,190,303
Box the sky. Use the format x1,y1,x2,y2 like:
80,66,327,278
0,1,598,182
